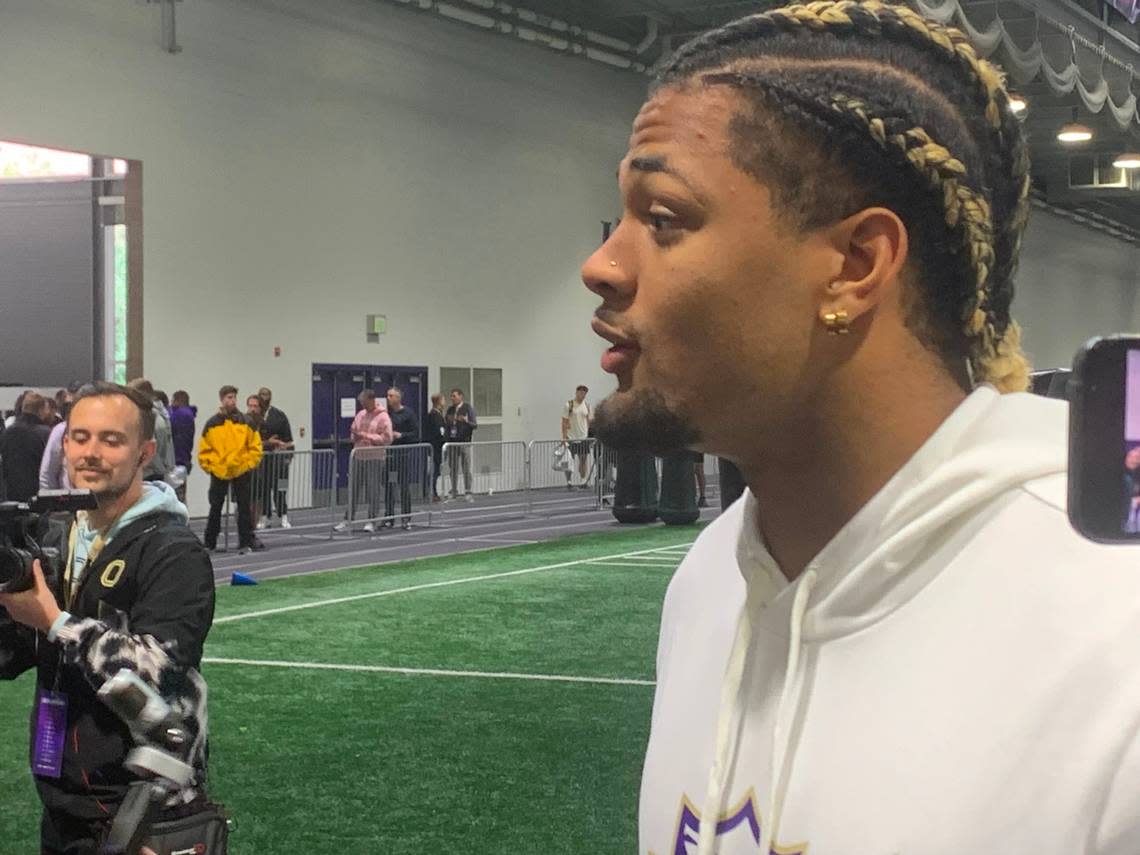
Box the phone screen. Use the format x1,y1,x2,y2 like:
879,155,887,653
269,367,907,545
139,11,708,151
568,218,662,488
1125,349,1140,534
1069,336,1140,543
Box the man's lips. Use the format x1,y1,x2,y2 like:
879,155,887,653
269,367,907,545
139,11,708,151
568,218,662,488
592,318,640,375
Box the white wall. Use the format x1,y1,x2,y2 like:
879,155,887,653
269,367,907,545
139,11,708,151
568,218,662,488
1015,208,1140,369
2,0,1139,517
0,0,643,514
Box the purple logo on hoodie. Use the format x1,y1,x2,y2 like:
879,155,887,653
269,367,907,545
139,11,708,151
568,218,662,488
664,791,805,855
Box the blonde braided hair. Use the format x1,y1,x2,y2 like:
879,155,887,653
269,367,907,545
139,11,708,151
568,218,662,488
658,1,1032,392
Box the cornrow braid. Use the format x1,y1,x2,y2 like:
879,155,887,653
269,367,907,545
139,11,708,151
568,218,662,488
656,1,1032,392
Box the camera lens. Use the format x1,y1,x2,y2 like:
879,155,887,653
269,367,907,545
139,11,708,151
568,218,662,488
0,547,34,594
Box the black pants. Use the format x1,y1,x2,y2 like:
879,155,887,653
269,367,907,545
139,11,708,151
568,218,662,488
430,444,443,497
204,472,253,548
265,456,290,517
41,808,106,855
384,450,413,521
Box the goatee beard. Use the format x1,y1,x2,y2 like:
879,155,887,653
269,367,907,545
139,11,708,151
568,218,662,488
592,388,699,456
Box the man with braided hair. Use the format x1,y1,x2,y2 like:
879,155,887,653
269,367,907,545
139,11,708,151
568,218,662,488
583,4,1140,854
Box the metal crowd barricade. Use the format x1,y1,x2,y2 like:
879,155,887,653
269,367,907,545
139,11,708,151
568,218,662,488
527,438,601,513
342,442,435,530
245,448,338,539
439,440,529,516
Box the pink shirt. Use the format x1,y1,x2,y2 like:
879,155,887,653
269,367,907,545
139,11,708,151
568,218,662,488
351,406,393,448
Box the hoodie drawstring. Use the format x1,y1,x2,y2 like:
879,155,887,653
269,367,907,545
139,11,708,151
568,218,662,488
696,597,755,855
697,568,817,855
761,568,816,854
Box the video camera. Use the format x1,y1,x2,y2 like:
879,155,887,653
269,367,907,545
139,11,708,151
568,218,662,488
0,489,97,594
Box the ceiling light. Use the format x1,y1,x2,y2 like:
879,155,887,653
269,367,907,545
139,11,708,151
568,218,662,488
1113,152,1140,169
1008,93,1028,115
1058,107,1093,143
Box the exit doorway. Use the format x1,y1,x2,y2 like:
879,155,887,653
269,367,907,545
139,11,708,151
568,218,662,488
311,363,429,495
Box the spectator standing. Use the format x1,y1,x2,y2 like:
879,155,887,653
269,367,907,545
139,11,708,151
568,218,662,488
199,385,264,554
0,392,51,501
257,386,294,529
3,390,29,429
426,394,447,502
169,390,198,503
444,388,477,502
127,379,175,483
335,389,392,532
385,387,420,529
246,394,269,531
39,384,83,492
560,385,592,489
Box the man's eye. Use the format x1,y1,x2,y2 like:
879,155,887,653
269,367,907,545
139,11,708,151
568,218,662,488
648,208,678,234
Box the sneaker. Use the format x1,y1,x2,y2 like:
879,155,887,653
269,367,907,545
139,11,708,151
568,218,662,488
382,519,395,529
250,538,267,551
579,483,591,490
698,497,709,508
238,546,250,555
362,522,375,533
432,496,441,504
256,517,267,530
401,520,411,530
280,515,292,529
333,521,348,532
566,482,574,491
465,493,475,503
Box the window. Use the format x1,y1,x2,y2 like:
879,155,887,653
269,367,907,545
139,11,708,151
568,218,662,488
472,368,502,418
440,367,470,399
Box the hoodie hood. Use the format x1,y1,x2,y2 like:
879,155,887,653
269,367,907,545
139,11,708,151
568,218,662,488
77,480,189,545
697,386,1069,855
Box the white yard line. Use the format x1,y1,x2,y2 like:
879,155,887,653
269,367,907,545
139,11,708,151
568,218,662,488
584,561,679,568
202,657,654,687
460,535,540,545
214,543,695,624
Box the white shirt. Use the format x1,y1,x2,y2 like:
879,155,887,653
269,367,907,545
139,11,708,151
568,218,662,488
562,399,590,440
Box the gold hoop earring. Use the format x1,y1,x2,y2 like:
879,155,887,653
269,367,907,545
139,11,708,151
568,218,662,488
823,309,851,336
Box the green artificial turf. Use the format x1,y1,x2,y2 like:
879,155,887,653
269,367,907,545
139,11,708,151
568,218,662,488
0,524,701,853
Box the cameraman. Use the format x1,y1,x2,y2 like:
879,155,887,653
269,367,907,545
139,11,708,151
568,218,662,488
0,382,215,854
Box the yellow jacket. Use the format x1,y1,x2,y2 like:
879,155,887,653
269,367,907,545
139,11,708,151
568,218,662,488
198,411,262,480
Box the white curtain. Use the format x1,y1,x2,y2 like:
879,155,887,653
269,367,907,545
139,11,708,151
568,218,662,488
913,0,1140,130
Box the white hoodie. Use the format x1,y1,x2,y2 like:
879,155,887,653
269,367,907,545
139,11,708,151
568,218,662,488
640,387,1140,855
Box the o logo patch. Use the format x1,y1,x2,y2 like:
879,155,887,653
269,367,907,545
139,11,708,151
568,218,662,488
100,560,126,589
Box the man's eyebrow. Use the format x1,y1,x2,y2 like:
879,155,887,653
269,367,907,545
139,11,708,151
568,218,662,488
623,156,704,200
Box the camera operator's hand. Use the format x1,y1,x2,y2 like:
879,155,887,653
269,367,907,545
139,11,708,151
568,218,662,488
0,559,62,633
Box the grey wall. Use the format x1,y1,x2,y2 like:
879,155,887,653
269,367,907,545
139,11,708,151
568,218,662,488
1015,207,1140,369
0,180,94,386
0,0,644,513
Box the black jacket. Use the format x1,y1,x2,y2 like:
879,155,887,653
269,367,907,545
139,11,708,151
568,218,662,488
444,403,477,443
0,414,51,501
426,410,446,451
0,505,215,824
389,407,420,446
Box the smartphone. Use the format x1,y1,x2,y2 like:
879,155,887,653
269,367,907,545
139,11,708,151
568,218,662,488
1067,335,1140,543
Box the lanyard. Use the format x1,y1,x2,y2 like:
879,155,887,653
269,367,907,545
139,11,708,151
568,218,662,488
63,516,111,609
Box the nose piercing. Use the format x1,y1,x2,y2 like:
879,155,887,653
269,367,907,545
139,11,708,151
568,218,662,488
610,261,617,267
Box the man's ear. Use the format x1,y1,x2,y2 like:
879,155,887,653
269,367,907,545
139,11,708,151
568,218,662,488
139,438,157,468
817,206,909,328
